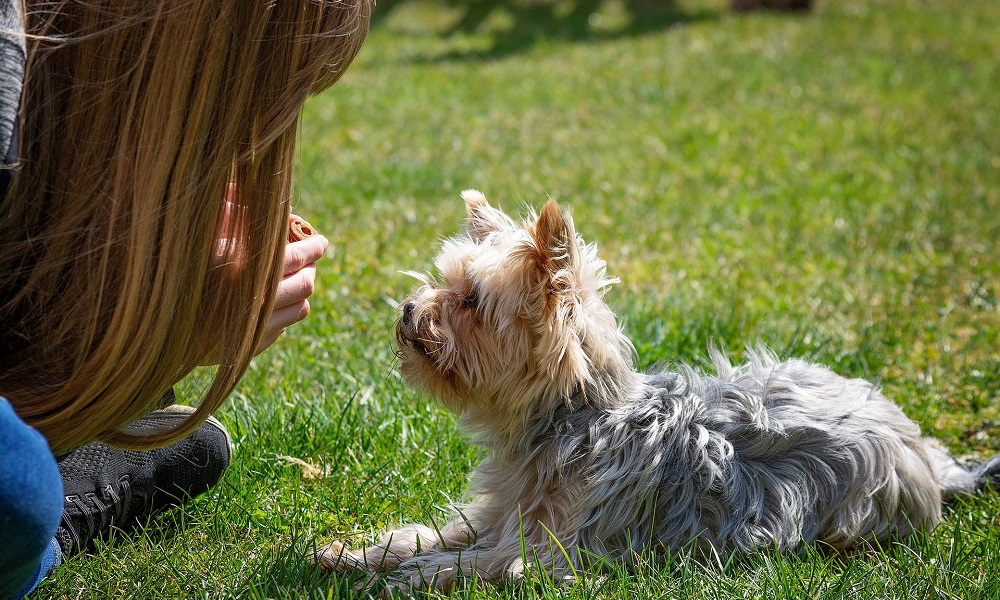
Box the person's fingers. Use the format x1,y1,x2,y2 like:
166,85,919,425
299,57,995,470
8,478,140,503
274,264,317,309
284,234,328,276
252,216,326,355
255,299,311,355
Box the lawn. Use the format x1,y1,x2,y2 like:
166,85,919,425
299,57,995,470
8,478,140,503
37,0,1000,598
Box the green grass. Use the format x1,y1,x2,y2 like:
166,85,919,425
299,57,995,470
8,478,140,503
37,0,1000,597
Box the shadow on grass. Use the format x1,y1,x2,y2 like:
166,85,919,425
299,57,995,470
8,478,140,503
373,0,721,62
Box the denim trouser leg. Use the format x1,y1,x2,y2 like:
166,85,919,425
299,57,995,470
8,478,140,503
0,398,63,599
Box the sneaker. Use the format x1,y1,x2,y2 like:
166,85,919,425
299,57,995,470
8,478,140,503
54,403,233,556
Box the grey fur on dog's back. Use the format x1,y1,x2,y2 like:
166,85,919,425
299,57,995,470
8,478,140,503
519,347,967,561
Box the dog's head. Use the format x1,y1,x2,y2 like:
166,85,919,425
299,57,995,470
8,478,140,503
396,191,634,433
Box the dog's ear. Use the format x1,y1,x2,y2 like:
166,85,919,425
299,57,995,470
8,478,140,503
529,200,593,393
532,199,579,277
463,189,513,241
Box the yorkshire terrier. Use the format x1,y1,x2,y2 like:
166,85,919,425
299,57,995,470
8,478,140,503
317,191,999,593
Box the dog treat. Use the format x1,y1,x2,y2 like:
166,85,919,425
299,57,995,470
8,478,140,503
288,216,317,243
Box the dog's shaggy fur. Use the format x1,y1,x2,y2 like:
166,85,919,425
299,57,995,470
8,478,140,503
317,192,998,593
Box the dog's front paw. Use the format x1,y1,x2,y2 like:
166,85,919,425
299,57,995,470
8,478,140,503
315,540,370,574
383,563,460,596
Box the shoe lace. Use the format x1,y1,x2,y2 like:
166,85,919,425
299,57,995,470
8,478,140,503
62,475,133,549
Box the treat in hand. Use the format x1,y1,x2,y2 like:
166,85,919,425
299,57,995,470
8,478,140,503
288,216,317,243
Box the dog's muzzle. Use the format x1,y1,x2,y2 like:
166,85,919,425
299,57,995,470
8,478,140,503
397,301,431,357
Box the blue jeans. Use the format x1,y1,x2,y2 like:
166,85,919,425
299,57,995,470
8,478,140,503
0,398,63,599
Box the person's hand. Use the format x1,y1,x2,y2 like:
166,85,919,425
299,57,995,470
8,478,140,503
255,215,328,354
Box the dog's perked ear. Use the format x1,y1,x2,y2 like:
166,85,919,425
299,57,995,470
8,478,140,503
531,199,579,278
462,189,515,241
528,199,595,392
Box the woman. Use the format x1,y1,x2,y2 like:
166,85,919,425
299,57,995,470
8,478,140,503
0,0,370,596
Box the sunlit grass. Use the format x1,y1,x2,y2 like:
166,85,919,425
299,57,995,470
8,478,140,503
38,0,1000,597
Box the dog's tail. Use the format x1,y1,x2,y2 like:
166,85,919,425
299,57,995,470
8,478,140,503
924,439,1000,499
969,455,1000,491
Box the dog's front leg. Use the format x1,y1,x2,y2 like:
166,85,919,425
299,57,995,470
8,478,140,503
386,533,576,593
386,548,505,593
316,516,479,574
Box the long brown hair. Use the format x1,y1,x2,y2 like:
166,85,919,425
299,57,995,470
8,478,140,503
0,0,370,453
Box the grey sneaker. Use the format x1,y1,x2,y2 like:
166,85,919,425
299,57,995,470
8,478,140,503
54,403,233,556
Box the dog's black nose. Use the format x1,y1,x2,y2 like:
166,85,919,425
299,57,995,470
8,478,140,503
402,301,415,326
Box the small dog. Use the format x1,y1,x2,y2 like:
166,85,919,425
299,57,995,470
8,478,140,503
318,191,999,592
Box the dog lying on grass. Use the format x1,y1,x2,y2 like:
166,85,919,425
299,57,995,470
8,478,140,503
318,191,999,593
